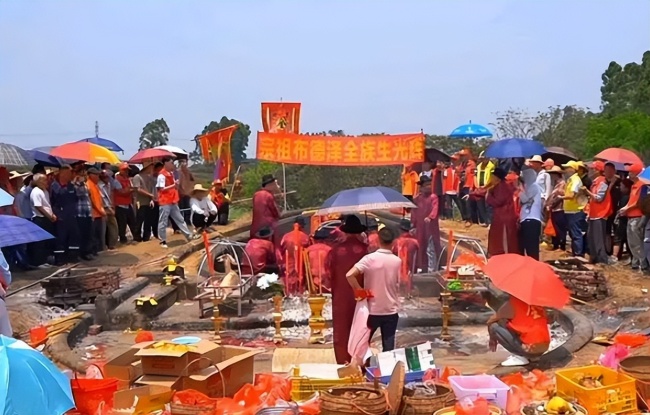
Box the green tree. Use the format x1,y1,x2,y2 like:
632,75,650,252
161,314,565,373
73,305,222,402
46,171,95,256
240,161,281,198
190,116,251,167
584,112,650,162
535,105,592,157
601,51,650,115
138,118,170,150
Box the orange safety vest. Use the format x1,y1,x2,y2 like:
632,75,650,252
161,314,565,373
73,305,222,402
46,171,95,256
463,160,476,190
588,176,612,219
114,174,132,206
443,167,459,194
626,180,645,218
158,170,179,206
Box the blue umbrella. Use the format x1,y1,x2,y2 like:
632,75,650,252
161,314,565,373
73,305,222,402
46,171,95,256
449,122,493,139
0,189,12,208
29,146,73,167
484,138,547,159
0,336,75,415
0,215,54,247
316,186,416,215
77,136,123,152
640,166,650,184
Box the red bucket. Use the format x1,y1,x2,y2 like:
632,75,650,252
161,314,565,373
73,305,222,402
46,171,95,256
71,377,119,415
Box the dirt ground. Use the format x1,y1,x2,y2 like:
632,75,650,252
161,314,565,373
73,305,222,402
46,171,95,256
8,213,650,376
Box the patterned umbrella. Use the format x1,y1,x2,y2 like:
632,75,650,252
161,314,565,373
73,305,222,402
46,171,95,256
0,143,30,166
77,136,124,152
0,215,55,247
449,122,493,139
316,186,416,215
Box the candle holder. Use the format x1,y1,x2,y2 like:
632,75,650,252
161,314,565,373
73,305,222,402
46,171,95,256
307,295,326,344
440,291,452,341
212,299,223,344
272,294,284,344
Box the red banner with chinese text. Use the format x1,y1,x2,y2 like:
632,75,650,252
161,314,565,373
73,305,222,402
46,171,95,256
198,125,238,180
256,132,425,166
261,102,301,134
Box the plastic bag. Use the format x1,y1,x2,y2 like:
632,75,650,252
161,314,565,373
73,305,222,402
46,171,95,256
544,217,556,237
614,332,648,348
172,389,216,407
135,330,154,343
439,367,460,383
347,300,371,365
214,398,247,415
599,343,630,369
455,397,490,415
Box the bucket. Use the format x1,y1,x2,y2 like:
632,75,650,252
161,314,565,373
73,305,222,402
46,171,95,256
619,356,650,409
71,371,119,415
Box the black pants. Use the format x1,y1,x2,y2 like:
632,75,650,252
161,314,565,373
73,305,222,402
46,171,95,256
476,197,491,225
77,216,93,256
54,216,80,264
468,198,480,224
488,321,543,359
459,188,470,221
587,219,609,264
191,213,217,230
444,194,463,220
29,216,55,266
217,203,230,225
91,218,104,255
368,313,399,352
152,203,160,238
115,206,136,242
551,211,567,250
136,204,156,241
519,219,541,260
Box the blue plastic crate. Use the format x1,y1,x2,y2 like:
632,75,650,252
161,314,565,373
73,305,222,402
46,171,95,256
365,367,429,384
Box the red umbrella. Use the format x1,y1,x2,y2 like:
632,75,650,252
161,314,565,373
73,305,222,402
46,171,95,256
482,254,569,309
594,148,643,165
128,148,175,164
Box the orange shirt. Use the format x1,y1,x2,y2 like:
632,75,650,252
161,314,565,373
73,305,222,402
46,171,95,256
87,180,104,219
507,297,550,345
463,160,476,190
625,180,644,218
402,170,419,196
443,167,459,194
113,174,132,206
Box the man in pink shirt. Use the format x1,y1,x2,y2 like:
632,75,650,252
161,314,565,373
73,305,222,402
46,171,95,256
346,227,402,352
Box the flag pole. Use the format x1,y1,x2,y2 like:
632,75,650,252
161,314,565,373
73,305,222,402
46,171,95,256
282,163,288,212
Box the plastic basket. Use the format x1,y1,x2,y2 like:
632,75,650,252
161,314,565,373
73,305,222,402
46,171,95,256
448,375,510,409
365,367,429,385
290,371,363,401
555,365,637,414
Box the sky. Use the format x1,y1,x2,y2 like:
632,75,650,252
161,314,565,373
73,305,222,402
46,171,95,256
1,0,649,159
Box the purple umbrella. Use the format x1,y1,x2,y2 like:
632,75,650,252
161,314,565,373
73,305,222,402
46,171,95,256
316,186,416,215
0,215,54,248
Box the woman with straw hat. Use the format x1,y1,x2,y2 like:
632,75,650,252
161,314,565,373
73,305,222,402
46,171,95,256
189,184,218,232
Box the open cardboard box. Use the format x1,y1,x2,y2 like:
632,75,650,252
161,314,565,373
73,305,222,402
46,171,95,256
135,339,220,377
135,344,262,398
113,385,172,415
104,342,152,390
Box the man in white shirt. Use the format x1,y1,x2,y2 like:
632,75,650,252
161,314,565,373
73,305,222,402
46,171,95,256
29,174,56,268
189,184,218,232
528,155,552,205
346,227,402,352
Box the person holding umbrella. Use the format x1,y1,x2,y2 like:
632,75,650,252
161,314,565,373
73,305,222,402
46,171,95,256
484,254,569,367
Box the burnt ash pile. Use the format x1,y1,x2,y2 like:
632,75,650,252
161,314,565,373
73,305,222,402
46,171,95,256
546,258,610,301
40,267,121,308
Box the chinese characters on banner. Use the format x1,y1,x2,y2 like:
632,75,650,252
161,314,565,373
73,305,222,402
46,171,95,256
261,102,301,134
256,132,425,166
198,125,238,181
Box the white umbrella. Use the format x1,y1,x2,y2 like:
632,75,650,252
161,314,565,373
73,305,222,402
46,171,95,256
154,145,188,158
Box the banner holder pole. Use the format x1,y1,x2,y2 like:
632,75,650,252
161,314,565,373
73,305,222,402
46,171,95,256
282,163,288,212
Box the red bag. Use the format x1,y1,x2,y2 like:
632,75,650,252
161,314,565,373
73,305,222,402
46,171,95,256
544,217,556,237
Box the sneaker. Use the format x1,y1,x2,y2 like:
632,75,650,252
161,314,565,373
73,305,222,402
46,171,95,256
501,355,530,367
160,241,168,248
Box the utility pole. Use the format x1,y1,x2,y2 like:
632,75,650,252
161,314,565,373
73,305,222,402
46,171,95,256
95,121,99,137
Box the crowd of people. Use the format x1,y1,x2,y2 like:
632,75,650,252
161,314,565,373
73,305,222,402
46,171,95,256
407,150,650,272
0,158,232,272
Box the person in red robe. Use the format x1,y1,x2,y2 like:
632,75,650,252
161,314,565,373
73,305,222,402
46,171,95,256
365,218,380,253
251,174,281,247
244,227,280,274
392,219,419,294
280,216,311,295
486,168,520,256
328,215,368,364
306,227,333,293
412,177,442,272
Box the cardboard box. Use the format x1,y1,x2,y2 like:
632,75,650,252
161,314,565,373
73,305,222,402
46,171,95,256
113,386,173,415
104,346,145,389
135,375,183,391
136,339,221,377
181,345,261,398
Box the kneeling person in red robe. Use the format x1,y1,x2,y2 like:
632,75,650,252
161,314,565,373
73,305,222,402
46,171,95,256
245,226,279,275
